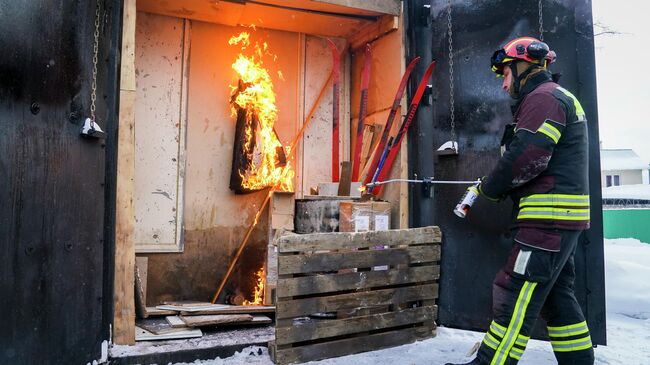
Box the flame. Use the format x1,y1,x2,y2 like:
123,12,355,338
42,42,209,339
229,31,293,192
243,266,265,306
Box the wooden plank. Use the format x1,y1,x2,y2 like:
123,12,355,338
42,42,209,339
278,226,441,252
145,307,177,316
349,15,399,50
277,265,440,297
165,316,186,328
359,124,376,173
180,314,254,327
276,305,436,346
276,284,438,319
230,315,273,326
113,0,137,345
135,326,202,342
274,324,435,364
113,91,136,344
162,301,213,307
278,245,440,275
138,319,188,335
155,304,276,315
337,161,352,196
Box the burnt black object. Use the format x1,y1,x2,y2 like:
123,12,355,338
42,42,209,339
404,0,606,345
0,0,122,363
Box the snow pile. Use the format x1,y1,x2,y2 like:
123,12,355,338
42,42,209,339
602,184,650,200
600,149,649,171
174,239,650,365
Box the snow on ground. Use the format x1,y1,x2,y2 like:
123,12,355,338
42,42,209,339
172,239,650,365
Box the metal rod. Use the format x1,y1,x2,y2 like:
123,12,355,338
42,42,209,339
365,178,480,187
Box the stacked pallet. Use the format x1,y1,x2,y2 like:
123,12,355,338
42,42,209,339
270,226,441,364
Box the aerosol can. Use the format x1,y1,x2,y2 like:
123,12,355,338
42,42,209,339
453,184,480,218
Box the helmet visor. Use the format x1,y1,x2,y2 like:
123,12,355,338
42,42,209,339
490,49,510,75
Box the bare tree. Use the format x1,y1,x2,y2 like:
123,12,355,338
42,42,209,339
594,20,629,37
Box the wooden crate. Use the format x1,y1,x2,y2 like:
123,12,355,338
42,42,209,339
271,226,441,364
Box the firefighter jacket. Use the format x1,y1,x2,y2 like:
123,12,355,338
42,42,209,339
479,71,590,250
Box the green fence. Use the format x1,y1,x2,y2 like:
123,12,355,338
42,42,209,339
602,208,650,243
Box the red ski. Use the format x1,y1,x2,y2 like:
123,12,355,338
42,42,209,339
351,44,372,181
363,56,421,186
372,60,437,196
327,39,341,182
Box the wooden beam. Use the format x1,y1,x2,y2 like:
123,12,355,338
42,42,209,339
113,0,137,345
349,14,399,50
312,0,401,16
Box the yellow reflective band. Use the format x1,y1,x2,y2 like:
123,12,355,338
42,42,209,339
490,321,506,337
509,346,524,360
483,332,500,351
515,336,528,347
519,194,590,208
551,335,593,352
490,281,537,365
556,86,586,122
548,321,589,337
517,207,590,221
537,121,562,144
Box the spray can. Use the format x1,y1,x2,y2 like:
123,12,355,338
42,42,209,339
454,184,480,218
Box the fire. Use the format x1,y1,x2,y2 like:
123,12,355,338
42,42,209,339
243,266,265,306
229,31,294,192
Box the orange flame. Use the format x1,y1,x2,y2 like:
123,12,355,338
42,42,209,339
229,31,294,192
243,266,265,306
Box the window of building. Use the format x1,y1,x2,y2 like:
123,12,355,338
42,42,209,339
614,175,621,186
606,175,612,187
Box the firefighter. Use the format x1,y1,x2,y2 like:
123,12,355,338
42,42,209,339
446,37,595,365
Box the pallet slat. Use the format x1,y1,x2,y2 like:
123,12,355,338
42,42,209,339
278,226,441,253
276,284,438,319
278,245,440,275
275,324,435,364
276,305,437,346
277,265,440,297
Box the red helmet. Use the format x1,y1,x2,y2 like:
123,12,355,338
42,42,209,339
491,37,556,75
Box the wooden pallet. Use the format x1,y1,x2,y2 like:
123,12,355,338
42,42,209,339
271,226,441,364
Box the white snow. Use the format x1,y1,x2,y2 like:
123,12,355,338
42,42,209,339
602,184,650,200
170,239,650,365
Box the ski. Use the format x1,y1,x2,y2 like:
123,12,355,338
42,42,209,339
327,39,341,182
371,60,437,196
368,136,393,194
351,44,372,181
363,56,421,186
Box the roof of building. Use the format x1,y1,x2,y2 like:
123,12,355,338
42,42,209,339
600,149,649,171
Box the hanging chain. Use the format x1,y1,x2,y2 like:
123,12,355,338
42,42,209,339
447,0,456,145
90,0,101,124
538,0,544,41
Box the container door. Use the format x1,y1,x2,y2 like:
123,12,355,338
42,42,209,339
405,0,606,344
0,0,121,363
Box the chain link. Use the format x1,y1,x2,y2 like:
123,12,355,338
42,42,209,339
90,0,101,123
538,0,544,41
447,0,456,145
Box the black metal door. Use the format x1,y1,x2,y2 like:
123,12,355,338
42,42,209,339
405,0,606,344
0,1,122,363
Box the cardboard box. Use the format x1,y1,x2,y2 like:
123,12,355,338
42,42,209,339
271,192,295,230
339,201,391,232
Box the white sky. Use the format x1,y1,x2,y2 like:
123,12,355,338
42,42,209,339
592,0,650,162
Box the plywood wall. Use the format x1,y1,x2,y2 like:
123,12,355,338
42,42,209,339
137,15,352,304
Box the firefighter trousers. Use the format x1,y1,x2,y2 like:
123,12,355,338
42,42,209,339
475,229,595,365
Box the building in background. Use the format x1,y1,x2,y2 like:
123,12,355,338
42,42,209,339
601,149,650,243
600,148,649,187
